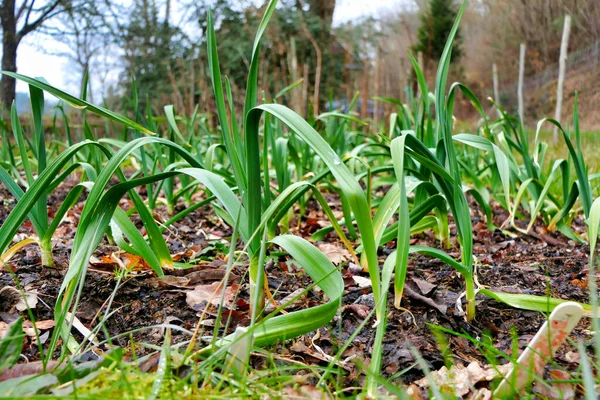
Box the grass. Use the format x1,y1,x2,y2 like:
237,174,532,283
536,129,600,172
1,0,600,397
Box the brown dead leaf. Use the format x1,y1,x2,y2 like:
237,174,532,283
317,243,350,265
16,290,38,312
351,276,371,288
265,288,305,313
411,277,437,295
406,384,423,400
171,248,194,261
90,253,150,273
404,286,447,314
471,388,492,400
533,369,575,399
122,253,148,269
490,240,514,253
344,304,370,319
347,262,363,275
22,320,56,336
415,361,512,398
564,351,580,363
571,278,587,289
0,361,61,382
186,268,228,284
147,275,191,289
530,229,565,246
282,385,331,399
0,286,37,312
186,282,240,311
138,352,161,373
290,340,352,372
33,320,55,330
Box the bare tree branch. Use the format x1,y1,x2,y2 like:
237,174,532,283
18,0,62,39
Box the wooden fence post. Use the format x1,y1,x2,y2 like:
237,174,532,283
554,15,572,144
374,46,381,125
361,57,370,119
492,63,501,118
518,43,526,123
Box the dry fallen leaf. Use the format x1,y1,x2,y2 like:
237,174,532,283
471,388,492,400
344,304,370,319
16,290,38,312
533,370,576,400
317,243,350,265
411,277,437,296
0,321,8,338
33,320,55,330
0,361,62,382
22,320,56,336
415,361,512,398
404,286,447,315
282,384,331,399
265,288,305,313
0,286,38,312
66,312,99,345
352,276,372,288
147,275,191,288
186,281,240,311
564,350,580,363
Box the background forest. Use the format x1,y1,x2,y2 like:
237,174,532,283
1,0,599,128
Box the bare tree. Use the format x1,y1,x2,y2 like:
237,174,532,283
0,0,78,105
47,2,117,102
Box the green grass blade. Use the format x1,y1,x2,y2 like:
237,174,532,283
587,197,600,361
0,317,24,371
391,136,410,307
252,234,343,345
525,159,565,233
578,340,597,400
537,118,591,217
110,207,164,276
247,104,380,310
11,102,35,186
1,72,153,135
206,11,246,198
453,133,511,210
0,164,45,235
243,0,278,121
0,141,110,256
178,168,249,241
41,182,92,247
478,289,597,317
408,246,471,279
51,171,179,358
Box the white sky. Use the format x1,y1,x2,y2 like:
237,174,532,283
14,0,406,95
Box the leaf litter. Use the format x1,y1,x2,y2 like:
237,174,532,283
0,185,595,397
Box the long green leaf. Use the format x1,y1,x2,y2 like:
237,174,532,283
246,104,380,311
1,72,153,135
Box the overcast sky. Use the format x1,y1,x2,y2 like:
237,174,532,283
14,0,406,95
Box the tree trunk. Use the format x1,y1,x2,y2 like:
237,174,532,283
308,0,336,36
1,0,18,107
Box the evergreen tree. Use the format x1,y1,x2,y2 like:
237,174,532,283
120,0,189,109
413,0,461,65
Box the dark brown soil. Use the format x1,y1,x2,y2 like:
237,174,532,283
0,180,595,394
